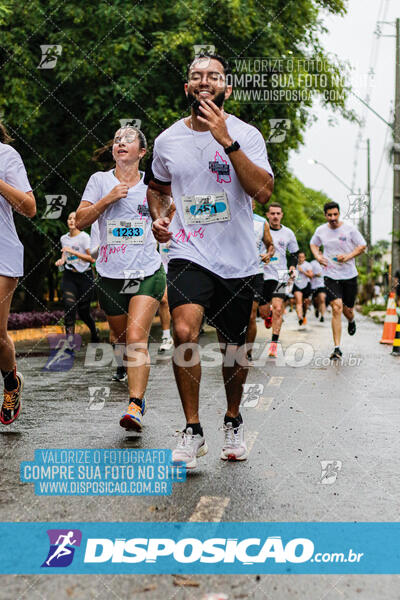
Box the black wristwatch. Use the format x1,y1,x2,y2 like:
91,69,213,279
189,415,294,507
224,141,240,155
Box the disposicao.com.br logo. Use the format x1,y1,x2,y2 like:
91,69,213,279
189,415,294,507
36,528,364,573
84,535,313,564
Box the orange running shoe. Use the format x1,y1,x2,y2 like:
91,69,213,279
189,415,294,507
268,341,278,358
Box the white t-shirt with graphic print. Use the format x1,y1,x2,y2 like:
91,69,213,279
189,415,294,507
81,170,160,279
310,259,324,290
151,115,273,279
263,225,299,282
60,231,91,273
310,222,366,280
295,260,312,289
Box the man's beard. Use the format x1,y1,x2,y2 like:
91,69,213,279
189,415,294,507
187,90,225,115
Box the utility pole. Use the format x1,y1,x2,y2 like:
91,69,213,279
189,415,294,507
367,138,372,273
392,18,400,277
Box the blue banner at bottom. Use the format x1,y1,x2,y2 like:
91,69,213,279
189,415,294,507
1,522,399,574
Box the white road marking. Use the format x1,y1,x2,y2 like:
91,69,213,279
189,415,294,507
256,396,274,411
268,376,283,386
246,431,259,454
189,495,230,522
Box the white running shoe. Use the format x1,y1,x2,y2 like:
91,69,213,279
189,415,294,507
220,422,248,461
158,336,174,353
172,427,208,469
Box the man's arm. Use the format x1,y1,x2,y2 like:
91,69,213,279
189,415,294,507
336,244,366,263
310,243,328,266
146,180,176,242
198,99,273,204
262,221,274,258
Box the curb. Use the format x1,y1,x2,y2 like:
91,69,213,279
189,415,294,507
9,321,110,343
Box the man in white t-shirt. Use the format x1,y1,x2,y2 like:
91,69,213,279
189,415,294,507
145,53,274,468
247,200,274,362
310,201,366,360
258,202,299,357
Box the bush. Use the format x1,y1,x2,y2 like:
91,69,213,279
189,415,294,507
8,309,107,330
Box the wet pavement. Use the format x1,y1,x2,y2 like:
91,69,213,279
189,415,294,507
1,309,399,599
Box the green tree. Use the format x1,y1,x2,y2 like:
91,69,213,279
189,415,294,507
0,0,352,308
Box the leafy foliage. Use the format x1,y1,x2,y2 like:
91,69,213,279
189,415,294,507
0,0,352,307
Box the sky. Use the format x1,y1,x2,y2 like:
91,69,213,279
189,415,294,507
289,0,396,244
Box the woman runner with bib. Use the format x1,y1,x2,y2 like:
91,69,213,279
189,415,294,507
55,211,99,344
75,126,166,431
0,122,36,425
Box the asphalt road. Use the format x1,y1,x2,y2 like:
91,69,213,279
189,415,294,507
1,308,399,599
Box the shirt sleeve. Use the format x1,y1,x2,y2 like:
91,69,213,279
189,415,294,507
312,261,322,275
350,227,367,247
81,173,102,205
310,229,322,247
287,231,299,253
82,232,91,251
5,149,32,193
150,137,172,183
240,127,274,177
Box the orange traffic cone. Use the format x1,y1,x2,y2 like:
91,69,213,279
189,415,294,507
380,292,398,344
391,316,400,356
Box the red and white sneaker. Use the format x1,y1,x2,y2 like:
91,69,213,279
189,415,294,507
268,341,278,358
264,315,273,329
220,422,248,461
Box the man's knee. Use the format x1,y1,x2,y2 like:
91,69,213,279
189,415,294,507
331,300,343,315
272,300,283,317
173,321,199,344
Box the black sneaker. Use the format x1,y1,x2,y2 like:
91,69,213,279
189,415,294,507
298,318,304,326
348,320,356,336
320,316,324,322
111,366,127,382
330,347,343,361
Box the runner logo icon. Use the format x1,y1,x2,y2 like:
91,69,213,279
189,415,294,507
41,529,82,568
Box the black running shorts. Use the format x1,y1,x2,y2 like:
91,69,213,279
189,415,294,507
253,273,264,303
167,258,256,345
292,282,312,298
259,279,286,304
312,286,326,298
324,276,358,308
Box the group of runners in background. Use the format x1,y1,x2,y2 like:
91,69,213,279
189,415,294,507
0,52,368,469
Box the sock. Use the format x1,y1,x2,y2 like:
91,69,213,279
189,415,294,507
162,329,171,338
272,334,279,342
224,413,243,429
185,422,203,436
130,397,142,408
2,366,18,392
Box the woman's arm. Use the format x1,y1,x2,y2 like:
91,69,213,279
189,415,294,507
0,181,36,217
75,184,129,230
62,246,95,264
